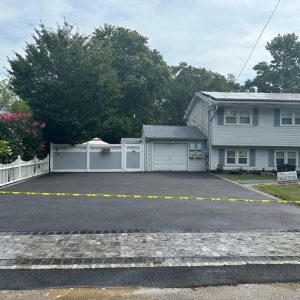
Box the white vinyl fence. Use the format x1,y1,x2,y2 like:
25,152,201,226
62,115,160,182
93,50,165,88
51,144,144,172
0,155,49,186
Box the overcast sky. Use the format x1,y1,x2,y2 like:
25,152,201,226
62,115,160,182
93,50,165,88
0,0,299,83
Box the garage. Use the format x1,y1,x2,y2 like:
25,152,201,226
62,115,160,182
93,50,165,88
153,143,188,171
142,125,207,172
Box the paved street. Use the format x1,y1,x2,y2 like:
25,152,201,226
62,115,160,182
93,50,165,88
1,284,300,300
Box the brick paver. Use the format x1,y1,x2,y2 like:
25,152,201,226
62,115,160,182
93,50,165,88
0,230,299,269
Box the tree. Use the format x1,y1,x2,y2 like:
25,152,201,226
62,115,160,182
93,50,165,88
8,22,120,144
8,22,170,144
247,33,300,92
91,25,170,141
0,80,30,113
163,62,240,125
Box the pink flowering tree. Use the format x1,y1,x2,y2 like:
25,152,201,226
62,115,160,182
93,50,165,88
0,113,46,163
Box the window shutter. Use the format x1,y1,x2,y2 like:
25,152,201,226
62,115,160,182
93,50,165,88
298,150,300,167
249,149,256,166
217,108,224,125
252,108,259,126
219,149,225,165
268,149,275,167
274,109,280,127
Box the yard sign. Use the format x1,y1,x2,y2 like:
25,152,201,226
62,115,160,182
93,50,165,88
277,171,298,185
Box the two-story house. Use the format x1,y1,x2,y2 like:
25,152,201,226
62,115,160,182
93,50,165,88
184,91,300,171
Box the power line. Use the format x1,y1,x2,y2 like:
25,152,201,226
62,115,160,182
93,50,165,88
236,0,281,81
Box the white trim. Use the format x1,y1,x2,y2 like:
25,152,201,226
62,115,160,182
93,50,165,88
225,149,249,167
224,108,252,126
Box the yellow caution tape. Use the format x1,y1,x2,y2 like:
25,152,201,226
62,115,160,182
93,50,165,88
0,190,299,204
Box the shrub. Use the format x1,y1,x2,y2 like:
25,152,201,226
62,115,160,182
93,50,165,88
0,113,46,163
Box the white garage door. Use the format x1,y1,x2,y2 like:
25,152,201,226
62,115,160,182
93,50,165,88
153,143,188,171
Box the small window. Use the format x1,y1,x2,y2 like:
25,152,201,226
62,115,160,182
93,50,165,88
226,150,236,164
281,111,293,125
276,152,285,166
225,110,237,124
287,152,296,165
238,150,248,164
239,110,251,124
295,112,300,125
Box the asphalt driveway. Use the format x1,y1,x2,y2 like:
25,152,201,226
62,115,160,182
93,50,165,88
0,172,300,231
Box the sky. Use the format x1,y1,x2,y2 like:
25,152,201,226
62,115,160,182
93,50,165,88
0,0,299,84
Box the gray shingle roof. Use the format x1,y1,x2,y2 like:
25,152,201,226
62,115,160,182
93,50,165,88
199,91,300,102
120,138,141,144
143,125,207,141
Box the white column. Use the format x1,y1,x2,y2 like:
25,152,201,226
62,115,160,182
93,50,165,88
87,144,90,172
50,143,54,172
17,156,21,180
122,144,126,172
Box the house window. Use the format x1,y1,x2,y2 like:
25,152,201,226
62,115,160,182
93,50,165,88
225,110,237,124
226,149,248,165
281,110,300,126
239,110,251,124
281,111,293,125
238,150,248,164
224,109,251,125
276,151,285,165
275,151,297,166
288,152,296,165
226,150,236,164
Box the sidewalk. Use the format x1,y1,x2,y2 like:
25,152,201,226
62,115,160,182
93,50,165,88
1,230,300,269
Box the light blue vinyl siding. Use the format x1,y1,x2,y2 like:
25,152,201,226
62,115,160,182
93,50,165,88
187,99,209,135
212,108,300,146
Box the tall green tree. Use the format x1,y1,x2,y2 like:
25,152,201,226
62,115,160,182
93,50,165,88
246,33,300,92
164,62,240,125
8,22,120,144
91,25,170,141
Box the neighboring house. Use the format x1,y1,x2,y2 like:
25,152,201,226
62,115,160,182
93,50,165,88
142,125,207,171
184,91,300,171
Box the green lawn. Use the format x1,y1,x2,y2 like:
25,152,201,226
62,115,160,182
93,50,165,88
219,174,277,181
254,184,300,201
